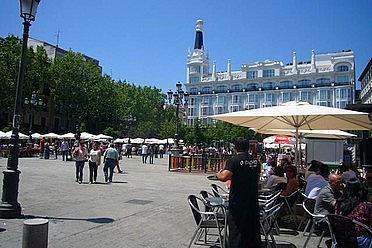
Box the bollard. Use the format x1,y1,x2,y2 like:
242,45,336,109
22,218,49,248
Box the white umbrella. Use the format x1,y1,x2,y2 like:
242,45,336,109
3,131,28,139
43,132,60,139
93,134,113,140
80,132,94,140
31,132,42,139
146,138,161,144
0,131,6,139
211,101,372,165
131,138,145,144
60,132,75,139
256,129,356,139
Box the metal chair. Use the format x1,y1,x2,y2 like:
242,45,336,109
261,201,284,248
187,195,225,248
279,190,299,227
302,198,326,248
327,214,372,248
210,183,229,198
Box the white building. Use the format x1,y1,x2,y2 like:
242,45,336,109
185,20,356,125
359,59,372,104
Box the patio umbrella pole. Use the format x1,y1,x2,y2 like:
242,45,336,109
295,126,299,167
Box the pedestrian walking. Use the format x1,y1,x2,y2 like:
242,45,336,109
148,145,154,164
159,144,164,158
72,142,88,184
61,139,69,161
103,143,119,183
88,142,101,184
141,143,148,164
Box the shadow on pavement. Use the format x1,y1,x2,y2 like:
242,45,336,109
21,215,115,224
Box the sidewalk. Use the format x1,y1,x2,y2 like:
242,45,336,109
0,156,326,247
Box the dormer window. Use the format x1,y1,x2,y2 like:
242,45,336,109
336,65,349,72
263,69,275,78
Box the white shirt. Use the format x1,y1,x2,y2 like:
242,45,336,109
89,149,101,164
141,144,148,155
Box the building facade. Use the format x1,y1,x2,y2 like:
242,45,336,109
185,20,356,125
359,59,372,104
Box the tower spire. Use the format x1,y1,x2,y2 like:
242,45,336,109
194,20,204,50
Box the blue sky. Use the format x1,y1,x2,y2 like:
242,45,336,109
1,0,371,91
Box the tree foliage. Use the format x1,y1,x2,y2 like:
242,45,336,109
0,35,253,144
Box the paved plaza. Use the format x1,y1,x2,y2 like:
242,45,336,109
0,156,327,247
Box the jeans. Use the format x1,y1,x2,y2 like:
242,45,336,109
149,154,154,164
89,161,98,183
75,160,85,182
142,154,148,164
103,159,115,182
62,150,68,161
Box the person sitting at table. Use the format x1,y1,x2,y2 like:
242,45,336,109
305,160,321,181
338,161,358,183
281,165,299,197
336,178,372,248
305,162,330,196
314,174,343,232
216,137,261,248
265,166,287,190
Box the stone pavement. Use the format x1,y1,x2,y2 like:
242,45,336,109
0,156,327,248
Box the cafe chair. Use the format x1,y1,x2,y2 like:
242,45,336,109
279,190,299,226
327,214,372,248
302,198,326,248
187,195,225,248
211,183,229,197
261,202,284,248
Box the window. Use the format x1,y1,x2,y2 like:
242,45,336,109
248,94,257,103
217,96,225,104
190,65,201,73
189,98,196,105
336,65,349,72
263,82,274,90
300,91,311,102
190,77,200,84
216,85,227,93
215,106,225,114
290,92,297,101
187,119,194,126
319,90,330,100
201,107,210,116
298,79,311,88
201,96,211,105
232,95,240,104
247,70,257,79
189,88,198,94
316,78,331,86
231,105,240,112
263,69,275,78
201,86,212,94
246,83,258,91
265,93,273,102
231,84,242,91
188,108,196,116
336,76,349,84
282,92,290,102
279,81,293,89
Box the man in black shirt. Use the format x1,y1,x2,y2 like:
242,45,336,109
216,137,261,248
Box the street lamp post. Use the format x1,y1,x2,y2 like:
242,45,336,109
0,0,41,218
24,91,43,143
167,82,189,154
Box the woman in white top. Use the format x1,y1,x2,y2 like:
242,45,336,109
88,142,101,184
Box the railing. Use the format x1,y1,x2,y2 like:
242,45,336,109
168,154,227,173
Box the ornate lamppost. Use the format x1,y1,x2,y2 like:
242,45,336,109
0,0,41,218
24,91,43,143
167,82,189,154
